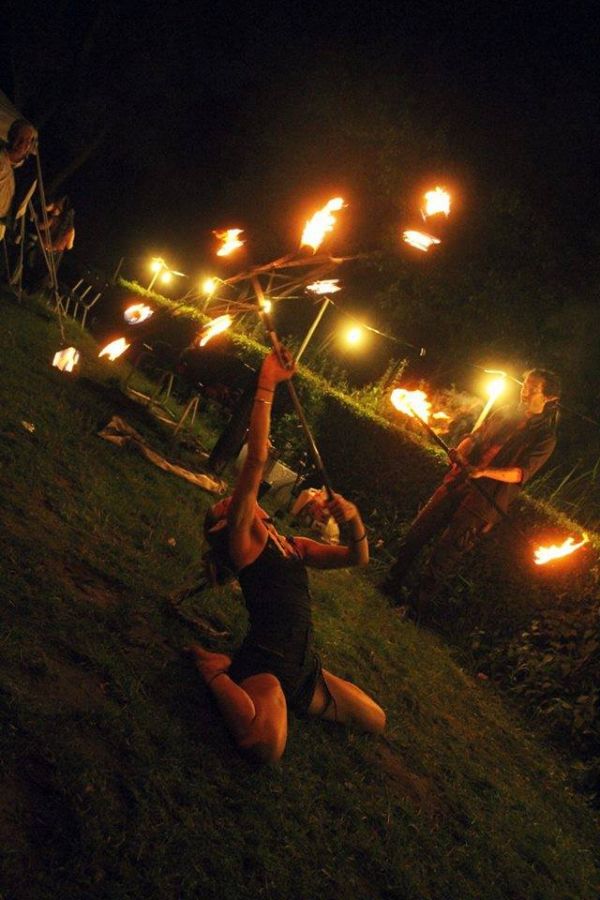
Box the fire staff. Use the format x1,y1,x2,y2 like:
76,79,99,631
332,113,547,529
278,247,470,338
188,348,385,764
382,369,561,612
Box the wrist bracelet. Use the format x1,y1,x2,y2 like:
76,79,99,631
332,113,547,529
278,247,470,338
254,398,272,405
257,384,275,393
351,532,367,544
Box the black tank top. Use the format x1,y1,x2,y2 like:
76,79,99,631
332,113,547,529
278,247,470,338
237,537,312,654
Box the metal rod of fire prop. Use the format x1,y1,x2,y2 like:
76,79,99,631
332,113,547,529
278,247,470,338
295,297,332,364
405,403,513,526
252,277,334,500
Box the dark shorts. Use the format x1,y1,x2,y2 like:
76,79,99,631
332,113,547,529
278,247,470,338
228,640,324,717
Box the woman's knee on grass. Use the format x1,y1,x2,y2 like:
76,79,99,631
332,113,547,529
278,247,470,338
238,673,288,763
316,670,386,734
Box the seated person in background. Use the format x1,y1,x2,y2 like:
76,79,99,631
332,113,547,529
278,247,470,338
291,486,340,544
23,196,76,291
188,347,385,764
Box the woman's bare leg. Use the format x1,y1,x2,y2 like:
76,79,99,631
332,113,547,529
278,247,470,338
308,668,386,734
188,644,288,763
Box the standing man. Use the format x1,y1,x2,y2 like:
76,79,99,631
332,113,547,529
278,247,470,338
0,119,36,243
381,369,561,611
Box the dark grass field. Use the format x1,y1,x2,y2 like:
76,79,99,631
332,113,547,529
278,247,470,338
1,289,599,899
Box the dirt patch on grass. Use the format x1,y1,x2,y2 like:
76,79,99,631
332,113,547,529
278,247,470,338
59,558,130,608
20,651,110,713
376,743,445,824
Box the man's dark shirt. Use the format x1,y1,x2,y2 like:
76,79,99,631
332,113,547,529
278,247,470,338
446,403,558,524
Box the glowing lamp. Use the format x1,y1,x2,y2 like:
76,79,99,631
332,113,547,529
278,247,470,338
473,374,507,429
485,377,506,401
344,326,364,347
202,277,218,296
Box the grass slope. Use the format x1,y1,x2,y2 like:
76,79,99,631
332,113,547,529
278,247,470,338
0,291,598,900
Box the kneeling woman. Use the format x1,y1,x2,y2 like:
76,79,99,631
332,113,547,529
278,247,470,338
190,348,385,763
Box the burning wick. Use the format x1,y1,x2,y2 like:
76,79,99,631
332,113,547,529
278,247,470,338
423,187,451,218
197,314,233,347
124,303,153,324
52,347,80,373
390,388,432,422
301,197,345,253
99,338,130,361
533,534,589,566
403,230,441,252
215,228,244,257
306,279,341,295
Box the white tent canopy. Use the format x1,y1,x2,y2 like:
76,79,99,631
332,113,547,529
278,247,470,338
0,88,23,141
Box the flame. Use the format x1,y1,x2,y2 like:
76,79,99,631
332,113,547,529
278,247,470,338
124,303,153,324
306,279,341,295
215,228,244,257
99,338,130,361
403,230,441,252
390,388,432,422
431,411,451,420
197,314,233,347
424,187,451,217
301,197,344,252
52,346,80,373
533,534,589,566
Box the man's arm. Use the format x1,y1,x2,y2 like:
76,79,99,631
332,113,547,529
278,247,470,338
469,466,522,483
469,433,557,485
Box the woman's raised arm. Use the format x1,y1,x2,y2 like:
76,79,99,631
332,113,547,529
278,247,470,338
227,349,295,564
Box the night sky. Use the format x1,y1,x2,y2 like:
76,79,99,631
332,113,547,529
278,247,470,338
2,1,599,391
3,2,597,258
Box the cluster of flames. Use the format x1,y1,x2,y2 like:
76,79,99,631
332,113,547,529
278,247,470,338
52,194,594,572
390,387,450,426
533,534,589,565
403,186,450,252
